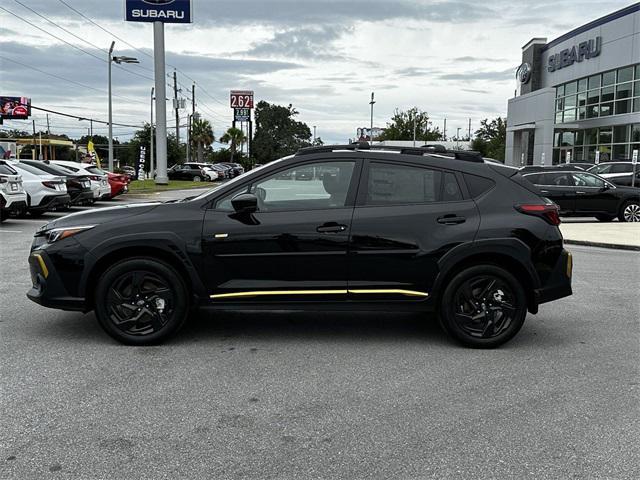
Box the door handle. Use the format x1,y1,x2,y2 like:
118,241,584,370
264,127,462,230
540,189,550,194
316,222,347,233
576,191,587,194
437,215,466,225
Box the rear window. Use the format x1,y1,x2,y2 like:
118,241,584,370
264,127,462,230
462,174,495,197
0,164,17,175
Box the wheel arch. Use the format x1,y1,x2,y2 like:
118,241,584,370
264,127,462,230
432,239,541,314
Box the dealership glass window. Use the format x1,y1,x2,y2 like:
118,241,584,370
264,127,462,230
575,130,585,145
564,81,577,95
634,81,640,96
636,65,640,78
585,129,598,145
586,89,600,105
577,92,587,106
634,98,640,113
632,124,640,142
556,98,564,110
598,128,612,144
602,71,616,86
616,100,631,115
601,86,614,102
614,125,630,143
617,66,634,83
554,132,561,147
563,109,576,122
556,85,564,98
616,83,632,99
561,132,574,146
588,75,601,90
564,95,577,108
577,78,588,92
577,107,587,120
599,103,613,117
613,144,629,160
574,147,584,160
555,111,564,123
586,105,599,118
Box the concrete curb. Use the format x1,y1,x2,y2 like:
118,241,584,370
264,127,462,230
564,239,640,251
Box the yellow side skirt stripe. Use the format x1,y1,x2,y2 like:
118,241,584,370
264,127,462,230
210,289,428,300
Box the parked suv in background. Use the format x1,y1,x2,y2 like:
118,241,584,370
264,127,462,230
6,161,70,216
523,170,640,222
588,162,640,187
0,163,27,222
27,144,573,348
167,163,209,182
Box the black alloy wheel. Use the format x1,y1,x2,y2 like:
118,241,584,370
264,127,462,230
440,265,527,348
95,258,189,345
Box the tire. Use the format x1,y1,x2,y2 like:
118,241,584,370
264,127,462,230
94,257,190,345
439,265,527,348
619,200,640,222
595,214,615,222
0,209,6,223
192,175,202,182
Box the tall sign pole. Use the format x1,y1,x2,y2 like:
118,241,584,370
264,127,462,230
153,21,168,184
125,0,193,184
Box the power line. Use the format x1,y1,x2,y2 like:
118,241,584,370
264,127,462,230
0,5,154,82
0,55,146,105
30,105,142,128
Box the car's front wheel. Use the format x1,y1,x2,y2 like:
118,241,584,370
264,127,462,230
94,258,190,345
192,175,202,182
619,200,640,222
439,265,527,348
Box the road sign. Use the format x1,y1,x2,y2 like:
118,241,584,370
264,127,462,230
230,90,254,109
541,152,545,167
633,150,638,165
234,108,251,122
595,151,600,164
566,151,571,164
125,0,193,23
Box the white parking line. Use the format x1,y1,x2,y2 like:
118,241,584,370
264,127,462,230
0,230,22,233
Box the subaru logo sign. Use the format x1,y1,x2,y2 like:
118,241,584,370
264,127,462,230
125,0,192,24
516,63,532,84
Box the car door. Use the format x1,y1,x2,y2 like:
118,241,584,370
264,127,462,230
570,172,619,214
535,172,576,213
347,159,480,301
201,159,361,302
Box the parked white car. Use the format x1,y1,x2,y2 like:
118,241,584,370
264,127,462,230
51,160,111,200
0,163,27,222
9,161,70,215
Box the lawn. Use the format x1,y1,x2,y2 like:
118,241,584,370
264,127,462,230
128,179,219,193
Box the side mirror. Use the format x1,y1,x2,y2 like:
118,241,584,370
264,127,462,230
231,193,258,214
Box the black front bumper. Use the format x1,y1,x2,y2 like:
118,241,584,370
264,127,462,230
534,249,573,307
27,251,86,311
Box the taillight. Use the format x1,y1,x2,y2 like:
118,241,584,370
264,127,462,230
42,181,59,189
89,175,101,181
515,203,561,226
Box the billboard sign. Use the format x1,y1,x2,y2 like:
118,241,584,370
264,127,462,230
125,0,193,23
230,90,254,109
234,108,251,122
1,96,31,119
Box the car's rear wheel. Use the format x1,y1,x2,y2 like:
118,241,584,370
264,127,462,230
619,200,640,222
192,175,202,182
94,258,190,345
439,265,527,348
595,214,615,222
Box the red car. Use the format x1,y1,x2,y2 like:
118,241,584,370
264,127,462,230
82,164,129,199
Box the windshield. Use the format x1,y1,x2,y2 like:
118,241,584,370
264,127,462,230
84,165,106,175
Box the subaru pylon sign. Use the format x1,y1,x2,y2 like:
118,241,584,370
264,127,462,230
125,0,193,23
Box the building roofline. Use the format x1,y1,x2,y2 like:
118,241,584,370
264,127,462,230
541,2,640,52
522,37,547,50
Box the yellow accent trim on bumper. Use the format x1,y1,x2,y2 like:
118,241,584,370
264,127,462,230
210,288,429,300
349,289,429,297
566,252,573,278
33,253,49,279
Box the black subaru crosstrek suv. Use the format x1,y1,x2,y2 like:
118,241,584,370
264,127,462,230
26,144,573,348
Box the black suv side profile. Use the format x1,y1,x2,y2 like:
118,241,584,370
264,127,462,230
27,145,573,348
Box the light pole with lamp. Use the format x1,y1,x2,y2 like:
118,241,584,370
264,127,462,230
108,41,139,172
150,87,155,178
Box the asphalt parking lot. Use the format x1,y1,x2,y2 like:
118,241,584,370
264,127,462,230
1,198,639,479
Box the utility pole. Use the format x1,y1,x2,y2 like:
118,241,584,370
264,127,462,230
46,113,51,160
468,118,472,140
192,83,196,114
32,119,36,160
108,41,115,172
150,87,155,178
313,125,316,143
369,92,375,142
173,69,180,148
443,118,447,141
413,115,417,147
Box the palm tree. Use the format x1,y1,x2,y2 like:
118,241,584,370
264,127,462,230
219,127,247,162
190,118,214,162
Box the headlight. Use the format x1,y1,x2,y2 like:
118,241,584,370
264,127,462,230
42,225,96,243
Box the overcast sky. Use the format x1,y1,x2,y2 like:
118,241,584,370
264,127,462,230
0,0,633,145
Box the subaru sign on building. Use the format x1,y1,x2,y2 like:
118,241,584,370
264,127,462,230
125,0,193,23
506,4,640,166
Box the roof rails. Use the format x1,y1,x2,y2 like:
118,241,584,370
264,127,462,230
295,142,484,163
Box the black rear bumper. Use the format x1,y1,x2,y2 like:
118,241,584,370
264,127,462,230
533,249,573,308
31,194,71,212
69,190,94,205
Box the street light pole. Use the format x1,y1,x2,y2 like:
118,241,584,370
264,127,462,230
153,21,168,185
369,92,375,143
313,125,316,143
150,87,155,178
108,41,115,172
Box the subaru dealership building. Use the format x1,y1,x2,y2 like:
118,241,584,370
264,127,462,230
506,3,640,166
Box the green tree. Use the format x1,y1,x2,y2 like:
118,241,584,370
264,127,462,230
378,108,443,142
190,118,215,162
219,127,247,162
471,117,507,161
252,101,312,163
